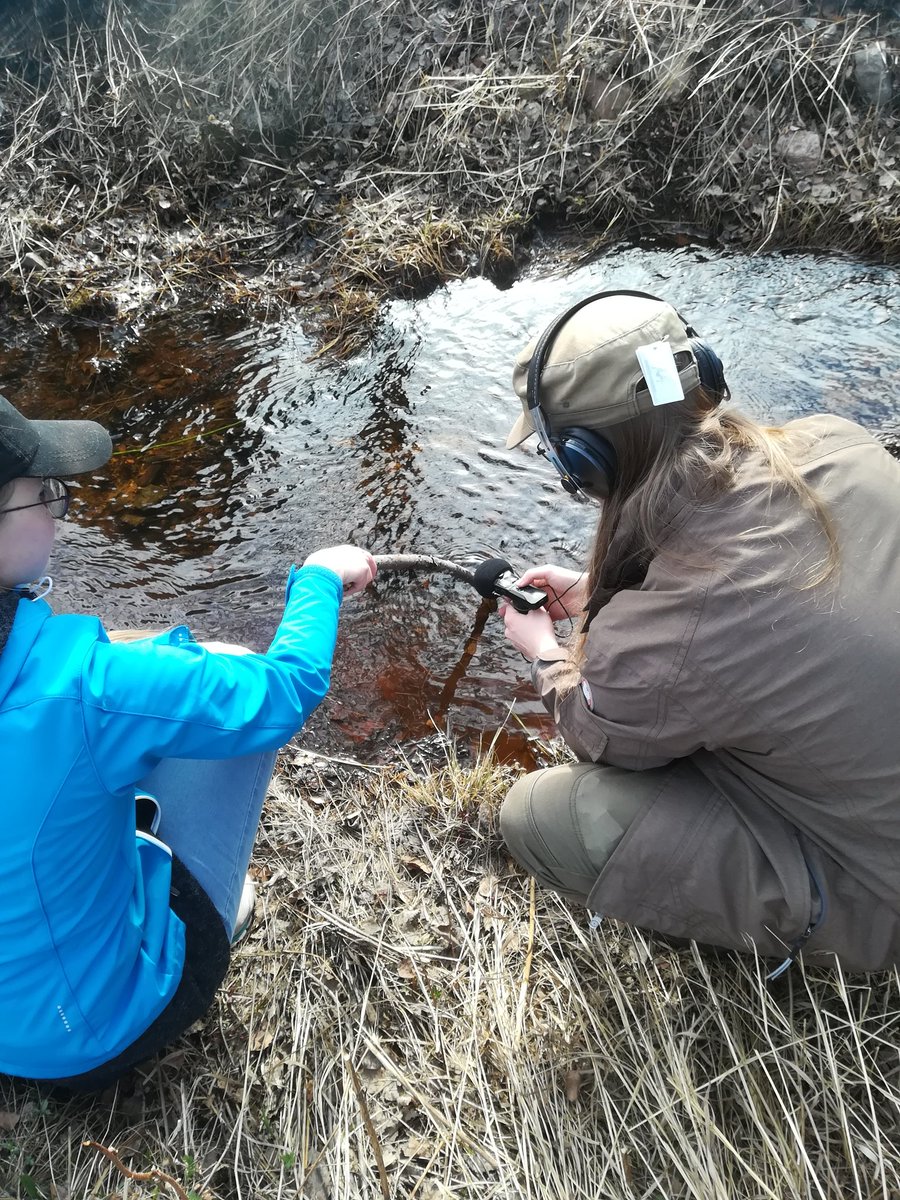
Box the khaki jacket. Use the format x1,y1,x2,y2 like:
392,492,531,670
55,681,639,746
533,416,900,970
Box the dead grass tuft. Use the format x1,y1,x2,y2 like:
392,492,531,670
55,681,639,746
4,741,900,1199
300,191,524,354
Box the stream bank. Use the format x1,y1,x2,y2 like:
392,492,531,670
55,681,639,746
1,1,898,354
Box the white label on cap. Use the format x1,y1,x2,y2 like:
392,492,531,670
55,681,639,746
634,340,685,407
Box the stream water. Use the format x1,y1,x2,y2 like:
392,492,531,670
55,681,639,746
1,243,898,763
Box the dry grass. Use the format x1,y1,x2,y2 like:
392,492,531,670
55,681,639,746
378,1,900,252
301,190,523,355
0,1,897,349
3,740,900,1200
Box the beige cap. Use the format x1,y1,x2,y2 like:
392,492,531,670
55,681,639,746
507,293,700,448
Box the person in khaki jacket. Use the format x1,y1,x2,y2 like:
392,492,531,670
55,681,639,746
499,289,900,975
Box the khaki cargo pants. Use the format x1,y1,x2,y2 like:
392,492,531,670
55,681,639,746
500,758,818,963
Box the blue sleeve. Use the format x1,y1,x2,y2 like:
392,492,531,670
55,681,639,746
81,565,344,792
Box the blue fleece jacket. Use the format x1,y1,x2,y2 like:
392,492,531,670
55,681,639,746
0,564,342,1078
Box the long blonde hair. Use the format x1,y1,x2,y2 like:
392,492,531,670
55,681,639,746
573,388,839,658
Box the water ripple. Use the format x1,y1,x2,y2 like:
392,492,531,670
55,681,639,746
5,245,899,760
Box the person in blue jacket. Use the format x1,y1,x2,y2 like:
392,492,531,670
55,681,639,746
0,393,376,1092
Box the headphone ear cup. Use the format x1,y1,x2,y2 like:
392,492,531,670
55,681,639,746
555,428,617,498
689,338,726,399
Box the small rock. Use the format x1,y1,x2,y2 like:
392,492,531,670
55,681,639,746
853,42,894,109
775,128,822,174
581,73,633,121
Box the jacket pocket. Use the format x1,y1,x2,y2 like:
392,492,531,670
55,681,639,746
560,693,609,764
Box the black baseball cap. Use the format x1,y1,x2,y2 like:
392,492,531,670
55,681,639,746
0,394,113,488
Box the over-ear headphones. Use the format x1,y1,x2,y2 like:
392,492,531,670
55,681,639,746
526,288,727,498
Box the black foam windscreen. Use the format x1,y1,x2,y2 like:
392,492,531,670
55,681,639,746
472,557,514,598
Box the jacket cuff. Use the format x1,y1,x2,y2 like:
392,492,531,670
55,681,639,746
530,651,569,693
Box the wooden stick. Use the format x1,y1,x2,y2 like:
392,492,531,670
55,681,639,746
373,553,477,586
516,876,537,1038
344,1055,392,1200
83,1141,191,1200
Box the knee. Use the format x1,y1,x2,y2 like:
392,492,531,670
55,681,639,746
500,769,588,899
500,765,586,861
500,763,632,903
499,772,538,864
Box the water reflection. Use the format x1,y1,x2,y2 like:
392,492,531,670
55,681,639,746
1,245,898,762
352,347,423,547
0,310,282,553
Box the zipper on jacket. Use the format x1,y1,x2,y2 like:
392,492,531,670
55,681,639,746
766,857,828,982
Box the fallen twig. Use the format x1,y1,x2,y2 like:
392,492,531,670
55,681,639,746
82,1140,191,1200
344,1055,392,1200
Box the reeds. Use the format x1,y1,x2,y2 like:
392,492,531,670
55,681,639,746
3,742,899,1199
0,0,897,347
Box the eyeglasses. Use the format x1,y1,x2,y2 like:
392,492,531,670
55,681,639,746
0,477,70,519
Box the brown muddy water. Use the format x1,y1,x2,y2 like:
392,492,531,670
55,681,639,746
1,244,899,764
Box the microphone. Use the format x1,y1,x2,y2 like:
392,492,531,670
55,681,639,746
472,558,548,614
